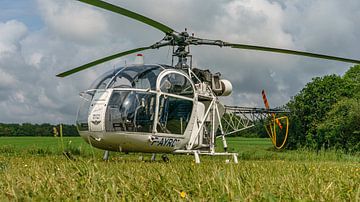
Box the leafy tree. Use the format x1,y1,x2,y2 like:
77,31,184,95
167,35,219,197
286,74,350,149
317,97,360,152
343,65,360,96
286,65,360,151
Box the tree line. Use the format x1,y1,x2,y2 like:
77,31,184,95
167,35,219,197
287,65,360,152
0,123,79,137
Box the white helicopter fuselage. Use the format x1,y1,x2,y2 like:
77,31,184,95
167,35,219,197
79,88,200,153
76,64,228,153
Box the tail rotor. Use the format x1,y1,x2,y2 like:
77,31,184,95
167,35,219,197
262,90,289,149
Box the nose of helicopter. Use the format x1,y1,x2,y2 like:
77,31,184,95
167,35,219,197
79,131,122,151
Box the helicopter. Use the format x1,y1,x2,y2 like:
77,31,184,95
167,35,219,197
56,0,360,163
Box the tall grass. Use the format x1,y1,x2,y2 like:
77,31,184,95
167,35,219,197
0,137,359,200
0,137,102,157
0,155,358,201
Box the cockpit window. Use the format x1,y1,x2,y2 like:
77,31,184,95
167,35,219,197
107,66,162,90
108,69,134,88
89,68,122,89
89,65,164,90
160,73,194,98
105,90,156,133
157,95,193,135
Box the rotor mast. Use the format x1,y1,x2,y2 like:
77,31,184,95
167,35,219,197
165,29,221,69
161,29,191,69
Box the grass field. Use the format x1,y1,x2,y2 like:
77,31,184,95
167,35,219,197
0,136,359,201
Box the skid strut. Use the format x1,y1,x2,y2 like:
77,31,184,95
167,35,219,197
174,150,239,164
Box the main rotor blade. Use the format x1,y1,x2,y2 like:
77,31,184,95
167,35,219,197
226,43,360,64
78,0,174,34
56,46,151,78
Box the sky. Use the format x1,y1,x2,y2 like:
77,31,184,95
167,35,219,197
0,0,359,124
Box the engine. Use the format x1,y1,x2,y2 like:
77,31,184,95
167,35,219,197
192,68,232,96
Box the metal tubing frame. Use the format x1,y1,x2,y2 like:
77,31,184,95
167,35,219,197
181,94,240,163
173,149,239,164
187,98,215,149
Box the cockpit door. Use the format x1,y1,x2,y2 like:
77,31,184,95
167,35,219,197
88,89,112,132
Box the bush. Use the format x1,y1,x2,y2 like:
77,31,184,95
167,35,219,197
317,98,360,152
287,75,349,149
286,65,360,152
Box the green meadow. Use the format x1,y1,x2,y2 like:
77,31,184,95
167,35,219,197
0,137,359,201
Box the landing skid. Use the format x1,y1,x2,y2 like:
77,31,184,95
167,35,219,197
174,150,238,164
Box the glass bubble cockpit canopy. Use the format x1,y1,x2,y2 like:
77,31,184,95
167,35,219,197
90,65,164,90
77,65,195,135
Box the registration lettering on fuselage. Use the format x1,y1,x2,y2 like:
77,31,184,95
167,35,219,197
150,136,180,147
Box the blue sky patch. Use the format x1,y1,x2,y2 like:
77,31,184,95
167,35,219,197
0,0,43,31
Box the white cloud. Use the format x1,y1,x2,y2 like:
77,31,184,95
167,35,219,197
0,20,27,56
0,69,17,87
26,52,43,69
212,0,293,47
10,91,26,103
36,0,109,44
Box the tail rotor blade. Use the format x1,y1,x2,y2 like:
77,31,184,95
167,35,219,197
262,90,283,129
262,90,270,109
